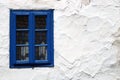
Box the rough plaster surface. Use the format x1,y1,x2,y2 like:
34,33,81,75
0,0,120,80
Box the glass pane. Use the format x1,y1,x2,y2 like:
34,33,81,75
35,46,47,60
16,15,28,29
35,15,47,29
16,46,29,60
35,31,47,44
16,31,28,44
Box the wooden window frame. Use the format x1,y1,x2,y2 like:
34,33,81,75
10,10,54,68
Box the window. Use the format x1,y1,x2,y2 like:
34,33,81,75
10,10,54,68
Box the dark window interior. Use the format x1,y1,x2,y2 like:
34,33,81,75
35,15,47,29
16,31,28,44
35,31,47,44
16,15,28,29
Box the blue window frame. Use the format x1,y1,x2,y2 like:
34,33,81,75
10,10,54,68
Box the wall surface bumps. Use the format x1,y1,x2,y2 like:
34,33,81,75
0,0,120,80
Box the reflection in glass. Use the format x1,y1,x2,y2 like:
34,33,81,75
16,46,29,60
35,15,47,29
16,15,28,29
35,31,47,44
35,46,47,60
16,31,28,44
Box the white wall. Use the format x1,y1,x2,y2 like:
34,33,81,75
0,0,120,80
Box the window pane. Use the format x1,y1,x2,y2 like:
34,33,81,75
35,46,47,60
16,15,28,29
16,46,29,60
35,15,47,29
16,31,28,44
35,31,47,44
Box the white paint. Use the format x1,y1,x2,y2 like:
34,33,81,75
0,0,120,80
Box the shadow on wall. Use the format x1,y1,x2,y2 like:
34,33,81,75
82,0,91,6
113,28,120,67
34,0,91,6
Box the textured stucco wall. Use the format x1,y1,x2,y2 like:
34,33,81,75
0,0,120,80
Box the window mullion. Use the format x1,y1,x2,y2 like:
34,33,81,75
29,12,35,64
